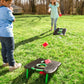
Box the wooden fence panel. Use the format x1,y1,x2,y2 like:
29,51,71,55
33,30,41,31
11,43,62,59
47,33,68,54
14,0,84,15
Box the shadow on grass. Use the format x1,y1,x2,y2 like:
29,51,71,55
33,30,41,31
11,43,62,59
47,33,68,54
11,70,34,84
16,15,41,23
29,73,54,84
16,15,49,27
40,30,51,36
12,70,54,84
15,15,49,19
0,69,9,76
15,30,52,49
0,65,3,69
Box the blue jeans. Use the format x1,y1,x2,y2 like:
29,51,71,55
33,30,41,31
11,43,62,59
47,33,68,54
0,37,15,66
51,18,58,31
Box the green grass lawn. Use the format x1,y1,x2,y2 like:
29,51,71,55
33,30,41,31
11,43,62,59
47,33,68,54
0,14,84,84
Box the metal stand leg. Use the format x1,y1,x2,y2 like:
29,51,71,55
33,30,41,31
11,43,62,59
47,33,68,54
26,69,28,79
45,74,48,84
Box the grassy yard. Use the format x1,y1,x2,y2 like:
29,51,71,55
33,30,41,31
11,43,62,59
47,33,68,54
0,14,84,84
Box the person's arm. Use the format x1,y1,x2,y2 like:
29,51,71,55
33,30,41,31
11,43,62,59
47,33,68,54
9,6,13,13
48,7,51,13
56,2,61,14
13,18,15,22
7,9,15,22
58,7,61,14
48,4,51,13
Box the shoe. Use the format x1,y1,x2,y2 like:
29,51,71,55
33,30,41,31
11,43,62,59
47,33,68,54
53,28,59,35
9,63,22,71
2,63,9,67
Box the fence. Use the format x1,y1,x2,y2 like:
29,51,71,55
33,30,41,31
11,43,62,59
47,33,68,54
14,0,84,15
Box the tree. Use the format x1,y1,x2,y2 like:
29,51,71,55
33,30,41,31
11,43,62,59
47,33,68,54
46,0,50,13
60,0,64,14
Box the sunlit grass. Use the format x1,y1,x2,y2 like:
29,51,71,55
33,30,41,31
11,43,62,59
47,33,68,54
0,14,84,84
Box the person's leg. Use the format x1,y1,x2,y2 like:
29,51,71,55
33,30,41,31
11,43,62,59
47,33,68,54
54,18,58,31
51,18,54,31
0,37,9,66
0,37,8,63
4,37,15,66
0,37,21,71
5,37,21,71
1,42,8,63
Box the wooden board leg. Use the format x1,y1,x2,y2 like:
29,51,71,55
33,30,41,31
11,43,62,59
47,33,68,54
26,69,28,79
45,74,48,84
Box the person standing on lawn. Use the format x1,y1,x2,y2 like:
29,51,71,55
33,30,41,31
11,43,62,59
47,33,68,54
0,0,22,71
48,0,61,32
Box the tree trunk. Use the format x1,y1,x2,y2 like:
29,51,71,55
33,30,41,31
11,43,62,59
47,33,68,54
60,0,64,14
46,0,50,14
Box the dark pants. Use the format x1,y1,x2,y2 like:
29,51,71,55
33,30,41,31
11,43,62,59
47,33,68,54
0,37,15,66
